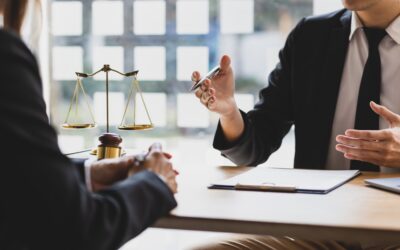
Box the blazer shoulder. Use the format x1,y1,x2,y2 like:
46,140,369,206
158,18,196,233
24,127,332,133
299,9,351,33
0,29,41,90
0,29,38,67
288,9,351,48
0,29,30,50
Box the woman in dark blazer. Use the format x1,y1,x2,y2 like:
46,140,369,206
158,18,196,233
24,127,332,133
0,1,177,249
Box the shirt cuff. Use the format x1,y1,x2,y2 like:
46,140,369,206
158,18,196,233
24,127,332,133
84,159,95,191
84,159,167,191
213,109,250,151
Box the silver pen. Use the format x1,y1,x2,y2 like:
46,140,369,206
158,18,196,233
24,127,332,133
190,66,221,92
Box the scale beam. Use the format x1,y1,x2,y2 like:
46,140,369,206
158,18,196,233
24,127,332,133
76,65,139,78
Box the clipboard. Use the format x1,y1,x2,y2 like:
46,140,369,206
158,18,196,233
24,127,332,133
209,167,360,194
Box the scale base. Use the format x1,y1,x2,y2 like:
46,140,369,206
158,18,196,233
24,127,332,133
96,145,122,160
90,147,126,157
92,133,124,160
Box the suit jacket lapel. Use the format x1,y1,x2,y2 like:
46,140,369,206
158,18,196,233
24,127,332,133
313,10,352,168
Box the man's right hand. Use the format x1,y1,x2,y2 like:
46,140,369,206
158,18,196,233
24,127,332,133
129,143,178,194
192,55,238,118
192,55,245,142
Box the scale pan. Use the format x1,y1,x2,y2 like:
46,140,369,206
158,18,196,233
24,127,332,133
62,123,97,129
118,124,154,131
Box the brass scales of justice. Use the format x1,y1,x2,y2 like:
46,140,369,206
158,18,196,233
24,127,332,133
62,64,153,160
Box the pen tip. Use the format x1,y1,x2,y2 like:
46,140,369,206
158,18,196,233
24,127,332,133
190,85,197,92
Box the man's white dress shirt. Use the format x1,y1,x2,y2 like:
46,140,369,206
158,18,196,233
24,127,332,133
326,12,400,172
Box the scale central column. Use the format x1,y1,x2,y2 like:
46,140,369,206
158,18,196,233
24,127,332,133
97,65,122,160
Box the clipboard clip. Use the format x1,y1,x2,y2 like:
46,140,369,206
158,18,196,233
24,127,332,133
235,183,297,192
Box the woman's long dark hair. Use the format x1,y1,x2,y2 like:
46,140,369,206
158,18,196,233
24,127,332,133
3,0,28,34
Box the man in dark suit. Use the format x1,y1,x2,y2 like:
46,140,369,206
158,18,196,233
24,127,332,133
0,1,178,249
194,1,400,172
192,0,400,248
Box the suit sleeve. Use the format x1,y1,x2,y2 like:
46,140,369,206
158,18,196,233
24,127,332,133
213,18,305,166
0,31,177,250
70,158,86,183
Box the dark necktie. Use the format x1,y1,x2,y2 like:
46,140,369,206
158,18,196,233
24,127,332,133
350,28,387,172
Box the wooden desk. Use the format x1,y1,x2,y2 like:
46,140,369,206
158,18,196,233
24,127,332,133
154,166,400,245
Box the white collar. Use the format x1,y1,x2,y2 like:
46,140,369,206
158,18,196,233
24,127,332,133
349,11,400,45
348,11,363,41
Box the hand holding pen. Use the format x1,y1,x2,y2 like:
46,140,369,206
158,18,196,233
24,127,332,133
191,55,238,117
191,55,245,143
190,66,221,92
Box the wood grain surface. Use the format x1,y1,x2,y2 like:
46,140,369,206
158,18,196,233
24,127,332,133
154,166,400,244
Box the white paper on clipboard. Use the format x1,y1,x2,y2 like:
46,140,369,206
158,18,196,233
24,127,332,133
209,167,360,194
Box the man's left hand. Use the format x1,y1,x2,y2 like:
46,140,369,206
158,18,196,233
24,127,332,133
336,101,400,168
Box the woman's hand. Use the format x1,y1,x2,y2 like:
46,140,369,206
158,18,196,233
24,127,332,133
129,143,178,193
90,156,134,192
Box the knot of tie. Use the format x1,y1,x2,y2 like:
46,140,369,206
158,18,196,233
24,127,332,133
363,27,387,49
